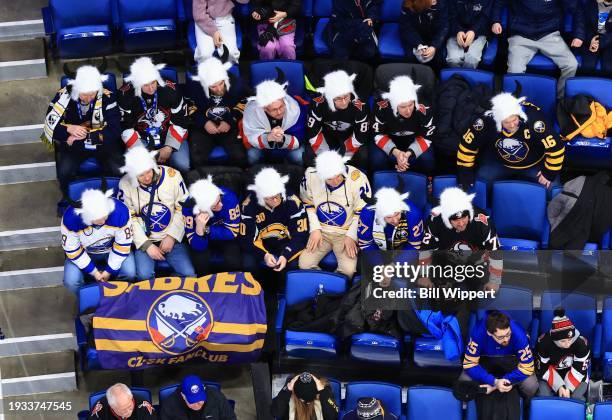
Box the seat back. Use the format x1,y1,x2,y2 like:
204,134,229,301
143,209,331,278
79,284,101,315
313,0,332,17
440,69,495,90
345,381,402,418
406,386,462,420
528,397,585,419
603,297,612,354
51,0,112,28
540,291,597,341
328,378,341,406
67,177,121,201
380,0,403,22
432,176,487,211
502,74,556,123
492,181,547,241
594,402,612,419
250,60,305,97
477,286,533,332
565,77,612,108
373,171,428,212
118,0,177,21
285,270,347,306
301,0,314,17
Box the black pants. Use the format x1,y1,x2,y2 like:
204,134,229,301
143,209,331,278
57,143,123,192
329,23,378,60
190,240,242,276
581,44,612,75
303,143,368,172
189,128,247,168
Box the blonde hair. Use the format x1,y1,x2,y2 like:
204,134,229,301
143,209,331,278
291,377,329,420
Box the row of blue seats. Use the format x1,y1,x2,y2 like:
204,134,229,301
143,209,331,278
274,270,612,381
76,382,235,419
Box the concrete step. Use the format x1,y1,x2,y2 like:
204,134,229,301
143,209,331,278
0,162,56,185
1,372,77,398
0,226,60,252
0,20,45,42
0,266,63,291
0,350,74,380
0,286,75,338
0,39,46,82
0,124,44,146
0,181,58,231
0,142,54,166
0,246,64,272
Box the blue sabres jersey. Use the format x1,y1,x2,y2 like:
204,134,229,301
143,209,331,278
183,187,241,251
358,199,424,251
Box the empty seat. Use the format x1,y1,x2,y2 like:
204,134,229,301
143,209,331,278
377,0,404,59
117,0,180,52
350,332,402,364
345,381,402,418
312,0,332,56
528,397,585,420
406,386,461,420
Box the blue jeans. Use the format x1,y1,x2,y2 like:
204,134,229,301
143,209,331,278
168,140,191,173
134,242,196,280
63,252,137,295
369,142,436,174
247,146,303,165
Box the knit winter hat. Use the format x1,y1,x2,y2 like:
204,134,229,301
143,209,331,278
356,397,384,420
68,65,108,100
248,167,289,207
488,92,528,132
293,373,318,403
382,76,420,116
374,188,410,225
315,150,349,181
75,189,115,225
189,176,223,216
192,57,232,98
124,57,166,97
432,187,475,229
550,307,576,341
317,70,357,111
254,80,288,107
120,146,159,187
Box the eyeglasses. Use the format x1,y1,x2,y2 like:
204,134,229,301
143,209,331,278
492,331,512,340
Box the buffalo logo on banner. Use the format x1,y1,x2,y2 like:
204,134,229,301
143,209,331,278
147,291,214,355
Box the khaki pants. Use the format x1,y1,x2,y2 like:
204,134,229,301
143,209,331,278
298,231,357,278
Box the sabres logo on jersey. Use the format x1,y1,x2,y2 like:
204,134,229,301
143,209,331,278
495,137,529,163
533,120,546,133
142,202,172,232
259,223,290,241
316,201,348,227
87,237,114,254
324,120,352,131
206,106,231,122
473,118,484,131
147,291,214,355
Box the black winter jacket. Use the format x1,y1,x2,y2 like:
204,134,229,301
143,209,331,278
399,0,449,51
449,0,494,38
159,387,236,420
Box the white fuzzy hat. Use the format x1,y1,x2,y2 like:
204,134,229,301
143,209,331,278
374,188,410,225
75,189,115,225
489,93,528,131
317,70,357,112
189,176,223,216
254,80,288,107
432,187,475,229
248,168,289,207
68,65,108,101
382,76,420,116
120,146,159,186
315,150,349,182
192,57,232,98
124,57,166,97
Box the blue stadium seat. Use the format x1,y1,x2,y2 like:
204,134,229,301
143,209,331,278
480,37,499,68
312,0,332,56
540,291,600,360
90,387,152,408
439,69,495,90
78,158,103,175
67,177,121,201
117,0,180,52
76,284,101,370
60,73,118,92
594,402,612,419
276,270,347,358
491,181,548,250
250,60,306,97
328,378,341,406
344,381,402,418
372,171,428,213
432,176,487,212
406,386,461,420
377,0,404,59
600,297,612,381
564,77,612,169
412,336,462,368
44,0,115,58
502,74,557,123
526,13,578,74
528,397,585,420
477,285,539,347
350,332,401,364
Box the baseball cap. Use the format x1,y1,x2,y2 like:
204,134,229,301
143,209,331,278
181,375,207,404
293,373,318,403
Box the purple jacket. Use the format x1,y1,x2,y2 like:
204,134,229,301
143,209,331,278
193,0,250,36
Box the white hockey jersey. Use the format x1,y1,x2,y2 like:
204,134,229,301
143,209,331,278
118,166,188,249
60,199,132,275
300,165,371,239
